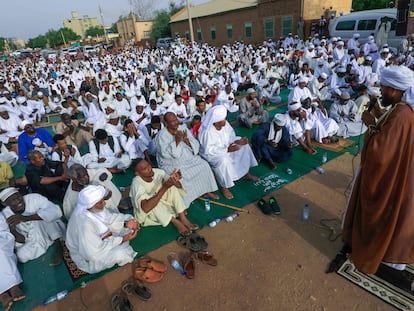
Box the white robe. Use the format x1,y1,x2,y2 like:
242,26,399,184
329,100,367,138
1,194,65,263
0,213,22,293
66,208,136,274
155,126,218,208
199,122,257,188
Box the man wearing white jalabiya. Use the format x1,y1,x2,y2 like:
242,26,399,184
199,105,259,200
0,213,25,311
0,187,65,265
66,185,138,274
155,112,219,207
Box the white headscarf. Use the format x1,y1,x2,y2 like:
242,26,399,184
380,66,414,110
73,185,110,238
199,105,228,136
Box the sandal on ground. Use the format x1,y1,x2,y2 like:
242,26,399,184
121,281,152,301
194,251,218,266
9,285,25,302
0,293,13,311
257,199,272,215
136,257,167,273
184,256,195,279
176,234,202,252
193,233,208,250
111,294,133,311
269,197,281,215
133,267,164,283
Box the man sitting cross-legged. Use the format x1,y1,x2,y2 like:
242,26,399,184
130,159,198,236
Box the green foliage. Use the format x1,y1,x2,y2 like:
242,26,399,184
85,26,105,38
150,1,184,42
27,35,47,49
27,27,80,49
110,22,118,33
352,0,390,11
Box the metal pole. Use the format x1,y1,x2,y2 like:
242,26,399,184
99,5,109,45
186,0,194,42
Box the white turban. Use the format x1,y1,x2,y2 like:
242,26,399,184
199,105,228,136
368,87,381,97
288,102,301,111
0,187,18,202
380,66,414,110
272,113,287,126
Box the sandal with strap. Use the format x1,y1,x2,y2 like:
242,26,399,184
193,234,208,250
121,281,152,301
134,267,164,283
111,294,133,311
257,199,272,215
184,255,195,279
269,197,281,215
136,257,167,273
194,251,218,266
176,234,202,252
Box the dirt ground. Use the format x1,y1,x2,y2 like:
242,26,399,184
36,153,394,311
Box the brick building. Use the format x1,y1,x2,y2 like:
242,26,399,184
170,0,352,46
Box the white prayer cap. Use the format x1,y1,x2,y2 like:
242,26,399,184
74,185,107,216
298,76,307,83
353,33,360,39
199,105,228,135
136,91,142,96
365,55,372,61
381,48,390,53
288,102,301,111
300,95,311,103
319,73,328,80
331,37,338,42
16,96,26,104
340,92,350,100
368,87,381,97
196,91,203,96
337,41,344,46
32,138,42,147
337,67,346,73
109,111,119,119
0,105,8,112
0,187,19,202
36,91,43,98
136,101,146,107
308,44,315,49
317,59,324,65
247,88,256,94
272,113,287,126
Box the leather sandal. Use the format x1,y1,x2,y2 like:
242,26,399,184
184,256,195,279
111,294,133,311
9,285,25,302
136,257,167,273
0,293,13,311
194,251,218,266
176,234,202,252
121,281,152,301
134,267,164,283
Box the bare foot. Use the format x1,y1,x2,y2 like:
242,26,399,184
170,218,190,236
204,192,219,200
221,187,234,199
179,215,199,231
244,173,260,181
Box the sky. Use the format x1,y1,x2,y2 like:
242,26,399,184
1,0,208,40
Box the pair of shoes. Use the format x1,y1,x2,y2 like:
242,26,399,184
111,294,133,311
268,197,281,215
177,233,208,252
136,257,167,273
194,251,218,266
121,281,152,301
257,199,272,215
134,268,164,283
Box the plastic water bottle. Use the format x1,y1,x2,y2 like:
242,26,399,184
286,167,293,175
322,151,328,164
303,203,309,221
225,213,240,222
167,254,186,275
42,290,68,305
205,196,210,212
209,218,222,228
315,166,325,174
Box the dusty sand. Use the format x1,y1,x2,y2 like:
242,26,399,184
36,153,394,311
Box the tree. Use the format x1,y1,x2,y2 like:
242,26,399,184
109,22,118,33
46,28,80,48
85,26,105,38
27,35,48,49
352,0,390,11
150,2,184,42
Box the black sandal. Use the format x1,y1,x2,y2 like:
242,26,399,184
176,234,202,252
257,199,272,215
111,294,133,311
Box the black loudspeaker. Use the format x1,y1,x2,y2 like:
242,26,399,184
396,0,410,36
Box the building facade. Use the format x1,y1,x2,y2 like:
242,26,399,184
170,0,352,46
63,11,101,39
116,16,153,46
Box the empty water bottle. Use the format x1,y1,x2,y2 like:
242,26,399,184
303,203,309,221
167,253,186,275
209,218,222,228
205,196,210,212
286,167,293,175
322,151,328,164
315,166,325,174
225,213,240,222
43,290,68,305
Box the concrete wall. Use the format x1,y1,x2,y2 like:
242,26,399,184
63,13,101,38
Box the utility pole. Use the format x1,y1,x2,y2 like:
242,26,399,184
60,30,67,47
186,0,194,42
99,5,109,45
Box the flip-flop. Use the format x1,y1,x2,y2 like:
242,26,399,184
136,257,167,273
133,267,164,283
111,294,133,311
257,199,272,215
121,281,152,301
194,251,218,266
269,197,281,215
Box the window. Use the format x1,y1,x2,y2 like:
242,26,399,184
211,27,216,40
264,18,274,38
143,31,151,38
197,28,203,41
185,31,190,40
245,22,252,38
282,16,293,37
335,20,356,31
357,19,377,31
226,25,233,39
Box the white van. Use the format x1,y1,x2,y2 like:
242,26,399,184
328,8,406,49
